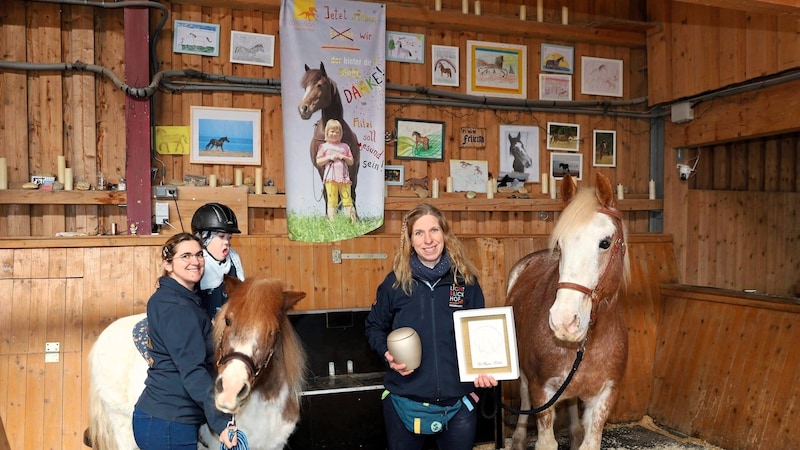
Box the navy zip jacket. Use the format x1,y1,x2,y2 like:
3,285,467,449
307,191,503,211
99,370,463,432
365,270,485,406
135,276,231,435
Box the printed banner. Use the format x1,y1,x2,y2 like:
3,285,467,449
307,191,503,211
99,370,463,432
280,0,386,242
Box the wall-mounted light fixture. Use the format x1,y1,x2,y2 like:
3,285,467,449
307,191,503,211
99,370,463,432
675,147,700,181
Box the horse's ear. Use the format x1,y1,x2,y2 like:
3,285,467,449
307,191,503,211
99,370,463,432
319,61,326,74
561,174,577,204
223,275,244,296
304,63,311,72
283,290,307,310
594,172,616,208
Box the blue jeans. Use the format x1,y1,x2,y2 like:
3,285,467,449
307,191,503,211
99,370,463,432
383,396,478,450
132,406,199,450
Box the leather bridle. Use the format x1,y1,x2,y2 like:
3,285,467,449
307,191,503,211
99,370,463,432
217,346,275,383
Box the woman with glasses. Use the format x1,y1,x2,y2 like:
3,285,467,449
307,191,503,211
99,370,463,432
132,233,237,450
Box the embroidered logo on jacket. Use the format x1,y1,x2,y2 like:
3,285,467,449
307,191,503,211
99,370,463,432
449,285,465,307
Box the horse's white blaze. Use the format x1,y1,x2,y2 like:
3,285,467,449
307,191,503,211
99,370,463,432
215,339,259,413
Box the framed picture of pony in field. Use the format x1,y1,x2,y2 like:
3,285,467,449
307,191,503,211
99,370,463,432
453,306,520,382
546,121,580,152
550,152,583,180
466,40,527,99
592,130,616,167
394,118,445,161
190,106,262,165
230,30,275,67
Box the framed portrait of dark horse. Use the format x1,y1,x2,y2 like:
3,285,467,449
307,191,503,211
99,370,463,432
190,106,262,165
394,119,445,161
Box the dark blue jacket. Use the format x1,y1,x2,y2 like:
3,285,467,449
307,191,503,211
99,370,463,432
135,276,230,434
365,270,485,405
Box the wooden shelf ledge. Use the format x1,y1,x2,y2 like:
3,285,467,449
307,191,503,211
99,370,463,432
0,189,126,205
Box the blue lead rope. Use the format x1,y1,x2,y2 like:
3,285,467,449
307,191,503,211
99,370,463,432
221,418,249,450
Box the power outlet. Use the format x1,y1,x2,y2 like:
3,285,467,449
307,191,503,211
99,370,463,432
154,185,177,199
155,202,169,225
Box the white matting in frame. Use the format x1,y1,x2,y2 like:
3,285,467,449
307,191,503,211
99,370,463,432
453,306,519,382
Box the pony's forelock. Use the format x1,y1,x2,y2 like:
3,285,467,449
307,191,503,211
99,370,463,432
549,189,599,250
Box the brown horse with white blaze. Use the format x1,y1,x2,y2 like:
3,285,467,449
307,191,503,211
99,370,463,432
506,172,630,450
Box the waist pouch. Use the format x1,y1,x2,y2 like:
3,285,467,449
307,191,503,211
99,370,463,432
385,390,476,435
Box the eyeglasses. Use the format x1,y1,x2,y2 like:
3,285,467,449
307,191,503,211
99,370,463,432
175,252,204,262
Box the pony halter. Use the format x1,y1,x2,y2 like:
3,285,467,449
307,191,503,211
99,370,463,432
217,348,275,382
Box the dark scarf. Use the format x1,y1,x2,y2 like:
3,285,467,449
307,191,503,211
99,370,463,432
410,249,452,285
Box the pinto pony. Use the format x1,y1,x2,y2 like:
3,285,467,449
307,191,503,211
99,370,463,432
506,173,630,450
86,277,307,450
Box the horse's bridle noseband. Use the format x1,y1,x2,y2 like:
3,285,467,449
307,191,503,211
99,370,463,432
217,347,275,382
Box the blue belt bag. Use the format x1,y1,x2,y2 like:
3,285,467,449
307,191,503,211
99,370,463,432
385,391,474,435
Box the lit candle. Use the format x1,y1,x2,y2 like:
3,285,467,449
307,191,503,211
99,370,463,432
616,183,624,200
446,176,453,193
649,179,656,200
474,0,480,15
520,4,526,20
0,157,7,189
562,6,568,25
234,168,243,186
549,176,556,199
541,173,548,194
537,0,543,22
208,174,217,188
432,178,439,198
435,0,441,11
64,167,73,191
255,168,263,194
57,155,66,183
462,0,468,13
486,178,494,199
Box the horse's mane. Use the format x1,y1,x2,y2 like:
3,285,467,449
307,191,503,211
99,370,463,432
549,188,631,286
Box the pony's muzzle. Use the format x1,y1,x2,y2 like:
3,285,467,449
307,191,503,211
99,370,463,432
214,374,251,414
549,301,588,342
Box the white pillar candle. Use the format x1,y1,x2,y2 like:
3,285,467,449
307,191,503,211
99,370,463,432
474,0,480,15
486,179,494,199
255,168,263,194
208,174,217,188
541,173,548,194
446,176,453,193
64,167,73,191
462,0,469,13
649,179,656,200
520,4,526,20
549,176,557,199
537,0,543,22
616,183,624,200
562,6,568,25
234,168,243,186
435,0,441,11
57,155,66,183
431,178,439,198
0,157,7,190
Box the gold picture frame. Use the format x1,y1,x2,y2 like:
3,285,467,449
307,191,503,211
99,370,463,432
453,306,520,382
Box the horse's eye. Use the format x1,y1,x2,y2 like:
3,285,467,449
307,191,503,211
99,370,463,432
599,238,611,250
225,317,231,327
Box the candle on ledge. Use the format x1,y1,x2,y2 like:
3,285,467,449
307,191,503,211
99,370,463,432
434,0,441,11
446,176,453,193
64,167,73,191
234,168,243,186
537,0,543,22
549,177,557,199
486,178,494,199
208,174,217,188
462,0,468,13
255,168,263,194
541,173,548,194
0,157,7,190
520,4,526,20
562,6,568,25
649,179,656,200
431,178,440,198
57,155,66,183
616,183,625,200
474,0,481,15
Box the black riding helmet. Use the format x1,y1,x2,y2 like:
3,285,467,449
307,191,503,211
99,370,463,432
190,202,241,235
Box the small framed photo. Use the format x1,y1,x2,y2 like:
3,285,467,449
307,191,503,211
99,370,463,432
547,122,580,152
539,74,572,101
592,130,617,167
466,40,527,99
431,45,459,87
190,106,262,165
453,306,520,382
581,56,623,97
387,31,425,64
499,125,539,182
173,20,220,57
550,152,583,180
230,30,275,67
395,118,445,161
384,165,405,186
541,44,574,74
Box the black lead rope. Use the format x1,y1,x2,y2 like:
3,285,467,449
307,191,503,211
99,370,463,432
481,346,584,418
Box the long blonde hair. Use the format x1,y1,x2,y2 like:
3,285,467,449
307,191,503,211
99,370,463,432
393,203,477,295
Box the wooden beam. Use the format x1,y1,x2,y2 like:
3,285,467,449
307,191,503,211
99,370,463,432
674,0,800,16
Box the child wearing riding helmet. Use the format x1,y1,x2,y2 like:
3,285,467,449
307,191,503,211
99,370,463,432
191,202,245,319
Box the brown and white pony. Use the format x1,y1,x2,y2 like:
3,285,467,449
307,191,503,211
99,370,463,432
506,173,630,450
86,277,307,450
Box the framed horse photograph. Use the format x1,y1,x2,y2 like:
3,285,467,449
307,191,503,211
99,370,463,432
593,129,617,167
499,125,539,182
394,118,445,161
190,106,262,165
550,152,583,180
384,165,405,186
546,121,580,152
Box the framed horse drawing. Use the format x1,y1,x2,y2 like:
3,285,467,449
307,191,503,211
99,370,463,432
394,118,445,161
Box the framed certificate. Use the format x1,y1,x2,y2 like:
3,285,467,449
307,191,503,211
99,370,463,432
453,306,520,382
